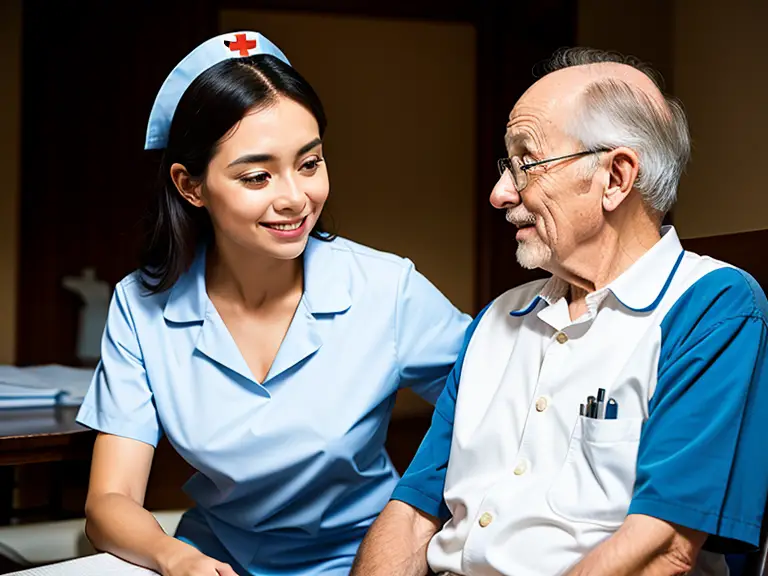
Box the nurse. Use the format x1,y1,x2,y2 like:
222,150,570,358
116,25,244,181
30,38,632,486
77,31,470,576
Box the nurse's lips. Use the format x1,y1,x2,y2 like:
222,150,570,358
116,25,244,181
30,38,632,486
260,216,308,239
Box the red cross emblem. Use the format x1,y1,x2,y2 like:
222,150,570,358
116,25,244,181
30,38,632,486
225,33,257,56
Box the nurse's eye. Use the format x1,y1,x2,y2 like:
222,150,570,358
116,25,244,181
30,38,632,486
240,172,270,186
299,156,324,174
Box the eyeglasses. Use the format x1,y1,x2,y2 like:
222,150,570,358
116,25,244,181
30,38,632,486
497,148,612,192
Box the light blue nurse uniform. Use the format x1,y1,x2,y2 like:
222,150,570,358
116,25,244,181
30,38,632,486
76,236,471,576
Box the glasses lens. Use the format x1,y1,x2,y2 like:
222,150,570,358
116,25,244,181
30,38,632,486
512,156,527,192
497,158,511,177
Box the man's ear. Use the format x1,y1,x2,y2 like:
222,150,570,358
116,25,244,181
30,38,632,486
170,163,204,208
602,147,640,212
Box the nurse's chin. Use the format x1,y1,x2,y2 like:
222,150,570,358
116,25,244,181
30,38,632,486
258,236,313,262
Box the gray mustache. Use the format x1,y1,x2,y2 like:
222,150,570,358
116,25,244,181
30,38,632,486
506,208,536,227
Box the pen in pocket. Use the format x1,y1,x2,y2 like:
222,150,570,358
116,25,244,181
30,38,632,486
596,388,606,419
580,388,617,419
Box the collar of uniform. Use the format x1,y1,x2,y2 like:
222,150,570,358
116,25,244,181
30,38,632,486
301,237,352,315
509,276,568,317
163,246,209,323
605,225,685,312
163,237,352,323
509,226,685,317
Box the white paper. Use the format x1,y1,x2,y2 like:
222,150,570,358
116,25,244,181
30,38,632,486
22,365,95,405
6,553,158,575
0,365,94,408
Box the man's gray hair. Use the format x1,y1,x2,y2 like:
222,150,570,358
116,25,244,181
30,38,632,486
544,48,691,214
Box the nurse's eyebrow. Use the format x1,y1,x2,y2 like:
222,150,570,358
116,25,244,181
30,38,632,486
297,138,322,157
227,138,323,168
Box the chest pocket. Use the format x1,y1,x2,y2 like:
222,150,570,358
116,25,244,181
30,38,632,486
547,416,644,529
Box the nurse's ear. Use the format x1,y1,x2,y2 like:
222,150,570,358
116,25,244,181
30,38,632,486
170,163,205,208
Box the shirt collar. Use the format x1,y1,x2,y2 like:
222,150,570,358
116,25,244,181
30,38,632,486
163,237,351,323
605,225,684,312
163,246,208,323
301,237,352,315
509,226,685,317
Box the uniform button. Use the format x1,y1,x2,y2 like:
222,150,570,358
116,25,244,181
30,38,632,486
535,396,548,412
513,460,528,476
555,332,568,344
478,512,493,527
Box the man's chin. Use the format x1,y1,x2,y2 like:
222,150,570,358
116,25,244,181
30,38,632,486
515,241,552,270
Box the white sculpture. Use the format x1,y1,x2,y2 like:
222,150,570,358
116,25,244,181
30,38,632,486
62,268,110,364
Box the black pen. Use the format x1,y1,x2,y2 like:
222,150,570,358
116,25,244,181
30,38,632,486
579,403,585,416
586,396,596,418
596,388,606,419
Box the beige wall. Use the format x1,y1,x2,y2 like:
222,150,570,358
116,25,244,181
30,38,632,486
220,11,476,314
673,0,768,238
0,0,21,364
579,0,768,239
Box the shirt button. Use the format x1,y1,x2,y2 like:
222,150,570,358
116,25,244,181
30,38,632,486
514,460,528,476
555,332,568,344
478,512,493,527
535,396,549,412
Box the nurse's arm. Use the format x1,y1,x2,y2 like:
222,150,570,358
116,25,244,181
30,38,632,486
85,433,237,576
564,514,705,576
351,500,440,576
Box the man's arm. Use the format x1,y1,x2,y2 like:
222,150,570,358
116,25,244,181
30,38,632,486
566,514,706,576
352,501,441,576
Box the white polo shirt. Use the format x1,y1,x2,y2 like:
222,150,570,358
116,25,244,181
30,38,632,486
392,227,768,576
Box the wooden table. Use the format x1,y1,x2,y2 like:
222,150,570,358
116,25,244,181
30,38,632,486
0,407,96,525
0,407,95,467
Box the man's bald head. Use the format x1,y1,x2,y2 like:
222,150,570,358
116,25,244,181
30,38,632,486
510,48,691,214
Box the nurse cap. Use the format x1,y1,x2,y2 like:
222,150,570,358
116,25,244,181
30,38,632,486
144,31,291,150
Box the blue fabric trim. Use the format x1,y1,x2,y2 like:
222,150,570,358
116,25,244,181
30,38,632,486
390,485,445,520
628,497,760,551
611,250,685,312
509,296,543,317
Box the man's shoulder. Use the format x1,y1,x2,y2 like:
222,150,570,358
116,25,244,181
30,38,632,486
666,253,768,326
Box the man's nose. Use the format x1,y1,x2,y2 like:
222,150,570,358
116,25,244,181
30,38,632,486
489,170,521,210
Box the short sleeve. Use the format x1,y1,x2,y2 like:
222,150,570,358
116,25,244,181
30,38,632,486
391,305,489,519
395,260,472,404
628,268,768,552
76,282,163,447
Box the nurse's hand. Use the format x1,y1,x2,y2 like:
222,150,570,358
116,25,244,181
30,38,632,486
159,546,239,576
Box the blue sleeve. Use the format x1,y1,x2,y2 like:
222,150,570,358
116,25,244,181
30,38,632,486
395,260,472,404
76,282,163,447
628,268,768,552
391,304,489,519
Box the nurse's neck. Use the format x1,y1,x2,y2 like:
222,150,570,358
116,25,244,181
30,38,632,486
205,241,303,311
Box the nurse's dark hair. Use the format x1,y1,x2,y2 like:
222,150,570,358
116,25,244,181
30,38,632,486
139,54,334,293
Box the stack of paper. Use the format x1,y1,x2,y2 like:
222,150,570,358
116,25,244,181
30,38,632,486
6,553,158,575
0,365,95,409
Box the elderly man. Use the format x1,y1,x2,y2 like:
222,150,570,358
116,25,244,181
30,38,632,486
351,48,768,576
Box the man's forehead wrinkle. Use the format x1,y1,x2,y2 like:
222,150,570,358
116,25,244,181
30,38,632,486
507,112,549,154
